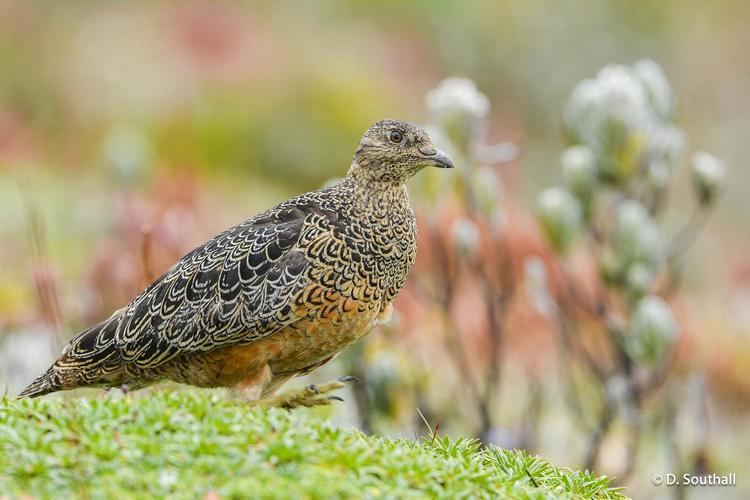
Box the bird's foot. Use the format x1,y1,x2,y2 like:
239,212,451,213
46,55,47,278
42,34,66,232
258,376,359,410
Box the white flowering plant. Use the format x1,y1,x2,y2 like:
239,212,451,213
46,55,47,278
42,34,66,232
535,59,725,477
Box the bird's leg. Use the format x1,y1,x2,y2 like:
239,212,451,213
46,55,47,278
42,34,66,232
255,376,359,410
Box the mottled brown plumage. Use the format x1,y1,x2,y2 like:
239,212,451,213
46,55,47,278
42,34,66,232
20,119,453,401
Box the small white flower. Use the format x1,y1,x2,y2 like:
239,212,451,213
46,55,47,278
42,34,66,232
613,200,663,266
691,151,726,205
470,166,504,217
595,64,651,121
647,160,671,189
564,64,651,148
647,124,686,168
536,187,582,254
451,217,481,259
561,145,597,199
645,123,685,187
633,58,673,119
426,77,490,153
625,262,654,298
625,295,678,364
426,77,490,120
563,78,603,145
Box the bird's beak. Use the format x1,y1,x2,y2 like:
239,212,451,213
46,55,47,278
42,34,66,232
419,146,454,169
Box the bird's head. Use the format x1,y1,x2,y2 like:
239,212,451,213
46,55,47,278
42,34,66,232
349,119,453,184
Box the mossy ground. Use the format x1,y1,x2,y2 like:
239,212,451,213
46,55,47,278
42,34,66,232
0,390,625,499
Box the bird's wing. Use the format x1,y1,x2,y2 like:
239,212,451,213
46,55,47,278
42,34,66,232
67,197,336,370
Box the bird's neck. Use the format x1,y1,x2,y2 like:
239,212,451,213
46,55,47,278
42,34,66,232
344,164,411,210
346,162,408,187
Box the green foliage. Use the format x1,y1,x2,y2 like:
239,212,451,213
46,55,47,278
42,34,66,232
0,390,625,499
154,76,392,191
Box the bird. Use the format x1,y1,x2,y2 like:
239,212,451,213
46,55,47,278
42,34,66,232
19,119,453,408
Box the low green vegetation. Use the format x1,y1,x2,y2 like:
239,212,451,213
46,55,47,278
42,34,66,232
0,390,625,499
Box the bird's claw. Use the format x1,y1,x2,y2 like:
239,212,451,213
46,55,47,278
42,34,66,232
259,376,356,410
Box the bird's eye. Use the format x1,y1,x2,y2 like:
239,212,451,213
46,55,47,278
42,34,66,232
389,130,403,144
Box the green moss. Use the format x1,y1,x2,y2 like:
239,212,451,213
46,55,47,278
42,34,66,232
0,391,625,499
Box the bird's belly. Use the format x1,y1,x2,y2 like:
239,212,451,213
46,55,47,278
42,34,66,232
267,305,380,374
209,258,402,380
182,304,380,388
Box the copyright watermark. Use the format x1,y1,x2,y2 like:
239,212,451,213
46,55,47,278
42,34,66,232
652,473,736,487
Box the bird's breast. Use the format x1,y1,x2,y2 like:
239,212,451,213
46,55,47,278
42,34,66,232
306,183,417,314
358,201,417,306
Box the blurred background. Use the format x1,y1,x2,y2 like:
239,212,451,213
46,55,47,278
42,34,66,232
1,1,748,497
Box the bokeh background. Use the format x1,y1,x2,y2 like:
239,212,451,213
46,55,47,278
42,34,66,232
1,1,748,498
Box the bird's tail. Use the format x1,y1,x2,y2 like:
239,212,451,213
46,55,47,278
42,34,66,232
17,364,67,398
18,319,121,398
